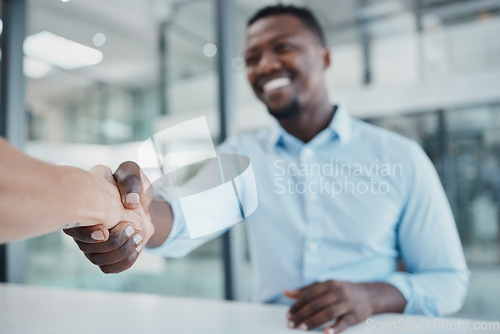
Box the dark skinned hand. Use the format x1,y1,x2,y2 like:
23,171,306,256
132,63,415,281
284,280,406,334
63,161,153,274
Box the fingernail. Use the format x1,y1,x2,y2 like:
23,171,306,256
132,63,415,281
326,329,335,334
126,193,140,205
136,245,143,253
91,230,105,241
288,321,295,328
299,323,308,331
125,225,135,237
133,234,143,244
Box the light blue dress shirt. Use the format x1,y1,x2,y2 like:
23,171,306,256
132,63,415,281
150,105,469,316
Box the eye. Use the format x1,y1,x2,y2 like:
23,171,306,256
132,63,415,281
276,42,293,52
244,54,260,66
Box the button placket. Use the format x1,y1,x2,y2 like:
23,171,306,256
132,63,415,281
300,146,324,281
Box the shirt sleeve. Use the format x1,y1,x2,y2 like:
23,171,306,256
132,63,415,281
147,137,241,258
385,142,469,316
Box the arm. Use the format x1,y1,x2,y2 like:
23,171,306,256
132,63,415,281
65,137,244,273
65,160,227,273
0,138,134,243
384,143,469,315
285,143,468,333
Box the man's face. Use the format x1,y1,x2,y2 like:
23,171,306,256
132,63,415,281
244,14,330,119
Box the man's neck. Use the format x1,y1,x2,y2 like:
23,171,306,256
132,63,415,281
277,99,335,143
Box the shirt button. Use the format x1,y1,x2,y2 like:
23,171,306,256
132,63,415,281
309,242,318,252
310,193,319,201
302,148,314,158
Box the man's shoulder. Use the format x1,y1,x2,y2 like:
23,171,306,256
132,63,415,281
351,117,420,152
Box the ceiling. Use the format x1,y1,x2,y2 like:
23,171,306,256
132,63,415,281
24,0,500,108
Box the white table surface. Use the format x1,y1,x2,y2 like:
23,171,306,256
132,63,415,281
0,283,497,334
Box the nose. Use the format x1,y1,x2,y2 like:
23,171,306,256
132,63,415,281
256,51,281,74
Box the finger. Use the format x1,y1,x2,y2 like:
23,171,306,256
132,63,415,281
63,225,110,243
327,314,356,334
85,233,143,266
288,282,330,315
284,289,300,299
99,248,142,274
90,165,116,185
291,294,341,329
285,281,322,302
74,222,136,253
114,161,144,210
299,301,349,331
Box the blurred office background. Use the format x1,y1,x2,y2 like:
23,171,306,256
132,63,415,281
1,0,499,321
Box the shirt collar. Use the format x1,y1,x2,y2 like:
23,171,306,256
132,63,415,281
328,104,352,143
267,104,352,150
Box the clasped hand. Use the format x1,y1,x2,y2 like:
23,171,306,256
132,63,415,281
285,280,375,334
285,279,406,333
64,161,153,273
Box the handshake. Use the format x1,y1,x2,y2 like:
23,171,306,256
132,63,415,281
63,161,165,274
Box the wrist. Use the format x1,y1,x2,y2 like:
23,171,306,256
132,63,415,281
362,282,406,314
359,283,378,315
145,199,173,248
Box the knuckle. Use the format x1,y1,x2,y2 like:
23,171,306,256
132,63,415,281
97,164,112,172
75,241,91,252
119,245,131,259
325,307,336,319
121,161,138,169
85,253,100,266
107,236,122,249
127,252,138,264
305,302,319,315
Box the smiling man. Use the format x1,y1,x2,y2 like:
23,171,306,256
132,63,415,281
66,5,469,334
244,6,333,143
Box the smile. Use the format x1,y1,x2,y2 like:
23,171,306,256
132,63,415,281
262,77,291,93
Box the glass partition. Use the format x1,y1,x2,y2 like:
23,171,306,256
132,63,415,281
368,104,500,320
25,0,224,300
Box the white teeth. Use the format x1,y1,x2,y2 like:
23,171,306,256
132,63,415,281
262,77,291,92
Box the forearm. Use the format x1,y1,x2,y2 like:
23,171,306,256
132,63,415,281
362,282,406,315
386,270,469,315
0,139,126,242
146,197,173,248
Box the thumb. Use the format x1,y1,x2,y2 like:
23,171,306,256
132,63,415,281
114,161,144,210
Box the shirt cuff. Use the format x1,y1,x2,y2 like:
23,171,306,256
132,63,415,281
385,272,438,316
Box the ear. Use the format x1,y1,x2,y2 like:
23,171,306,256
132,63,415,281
322,47,331,70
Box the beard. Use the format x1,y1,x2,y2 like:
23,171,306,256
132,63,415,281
267,98,301,120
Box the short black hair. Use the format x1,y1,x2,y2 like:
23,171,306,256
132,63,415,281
247,4,326,46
